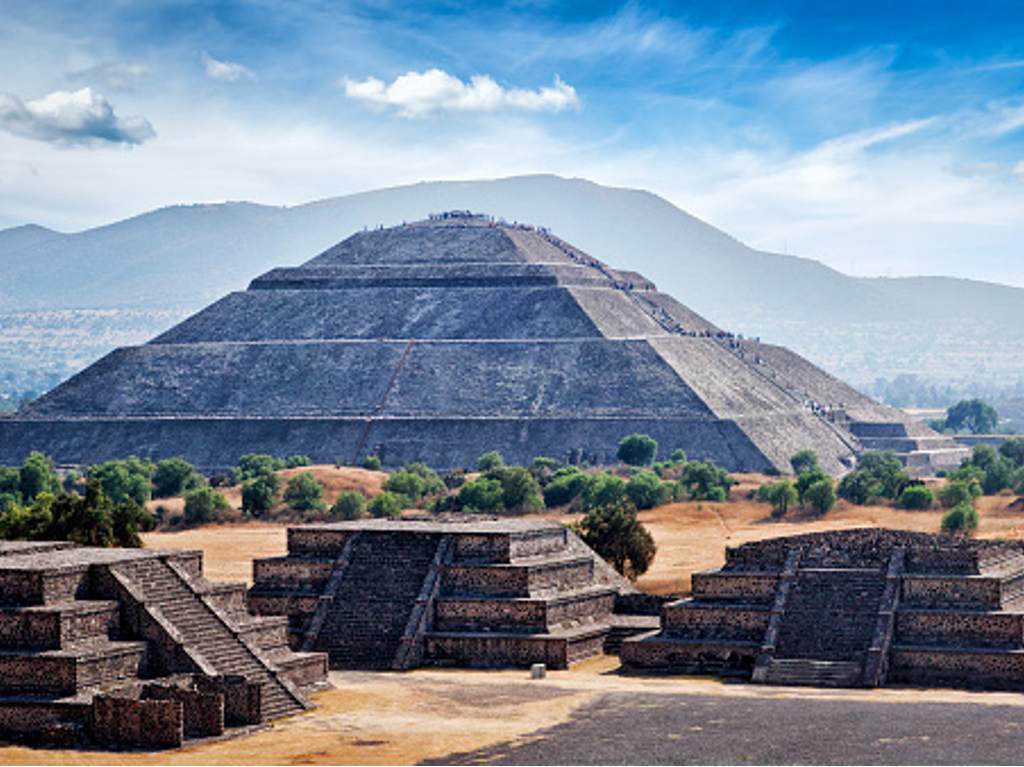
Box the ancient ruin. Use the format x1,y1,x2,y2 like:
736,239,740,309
248,519,658,670
622,528,1024,690
0,212,964,474
0,541,326,748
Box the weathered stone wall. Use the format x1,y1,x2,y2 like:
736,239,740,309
662,603,770,641
896,610,1024,648
691,572,779,602
91,695,183,749
193,675,262,727
901,575,1003,610
142,684,224,738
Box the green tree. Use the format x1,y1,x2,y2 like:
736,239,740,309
283,472,326,512
183,486,230,526
542,467,586,506
803,478,837,516
999,438,1024,468
625,470,669,510
153,457,202,498
944,399,998,434
528,457,560,486
790,450,819,476
837,470,882,505
458,477,504,512
330,491,367,520
0,466,21,509
795,467,830,506
284,455,311,468
368,491,404,519
383,470,427,504
669,449,688,464
617,434,658,466
578,473,629,511
488,466,544,512
898,484,934,510
941,501,979,536
678,460,734,501
576,498,656,579
241,473,282,517
759,480,798,519
855,452,911,499
19,451,60,502
362,455,382,471
234,454,283,483
939,479,981,508
476,451,505,473
88,459,153,505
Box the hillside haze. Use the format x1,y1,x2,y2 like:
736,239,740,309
2,175,1022,401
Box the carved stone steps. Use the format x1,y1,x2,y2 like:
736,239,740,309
762,659,863,688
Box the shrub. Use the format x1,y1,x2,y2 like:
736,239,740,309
939,479,980,508
528,457,560,486
88,458,154,505
803,478,836,516
795,467,829,506
759,481,798,519
284,455,311,468
678,460,734,501
476,451,505,473
330,491,367,520
856,451,911,499
383,470,426,504
400,463,446,495
578,473,629,511
625,470,669,510
999,438,1024,468
18,451,61,502
941,501,979,536
790,450,819,476
617,434,658,466
283,472,326,512
837,469,881,505
488,466,544,513
362,455,382,471
542,468,586,507
575,498,656,579
183,486,230,526
234,454,283,484
898,484,934,510
153,457,202,498
669,448,688,464
0,466,20,504
458,477,504,512
241,473,282,517
368,491,404,519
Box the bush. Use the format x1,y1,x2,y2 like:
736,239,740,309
678,460,734,501
283,472,326,512
488,466,544,513
669,448,688,464
476,451,505,473
183,486,230,526
790,450,819,476
617,434,658,466
399,463,446,496
153,457,202,498
241,473,282,517
1000,438,1024,468
759,481,798,519
18,451,61,502
529,457,560,486
898,484,934,510
368,491,404,519
234,454,283,483
542,467,587,507
578,473,629,511
939,479,981,508
837,469,882,505
284,455,311,469
330,491,367,520
625,470,670,510
575,499,656,579
88,458,154,506
795,467,829,506
362,455,382,471
803,478,836,516
383,470,427,504
941,501,979,536
458,477,504,512
853,452,910,499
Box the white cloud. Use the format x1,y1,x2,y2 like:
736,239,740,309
342,69,579,117
0,88,154,147
202,52,254,82
1014,161,1024,178
66,61,149,90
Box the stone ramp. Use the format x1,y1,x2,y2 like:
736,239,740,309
113,556,309,719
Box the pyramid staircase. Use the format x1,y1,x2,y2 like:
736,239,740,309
0,541,327,749
249,520,637,670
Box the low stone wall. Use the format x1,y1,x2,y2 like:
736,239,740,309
91,694,184,749
620,635,759,674
889,648,1024,690
691,572,778,602
663,603,770,641
287,528,350,557
0,568,90,607
896,610,1024,648
193,675,262,727
253,557,334,589
901,575,1003,610
142,684,224,738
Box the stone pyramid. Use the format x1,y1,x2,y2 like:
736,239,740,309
0,212,965,473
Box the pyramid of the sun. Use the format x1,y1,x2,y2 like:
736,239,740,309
0,212,965,473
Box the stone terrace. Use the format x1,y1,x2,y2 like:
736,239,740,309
0,541,327,749
621,529,1024,690
248,519,658,671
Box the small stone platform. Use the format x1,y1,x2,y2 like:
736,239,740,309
0,541,327,749
621,529,1024,691
248,519,655,670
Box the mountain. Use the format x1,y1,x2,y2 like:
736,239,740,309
2,175,1022,393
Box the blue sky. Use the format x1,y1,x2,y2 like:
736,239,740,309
1,1,1023,284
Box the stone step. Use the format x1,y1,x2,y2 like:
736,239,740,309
762,659,863,688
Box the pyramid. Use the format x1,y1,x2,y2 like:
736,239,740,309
0,212,965,474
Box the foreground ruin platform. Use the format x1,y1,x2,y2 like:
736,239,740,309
622,529,1024,690
249,519,657,670
0,541,326,749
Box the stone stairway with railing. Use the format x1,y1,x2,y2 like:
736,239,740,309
113,556,310,720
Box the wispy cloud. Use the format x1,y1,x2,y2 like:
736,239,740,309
0,88,154,147
66,61,149,91
202,52,254,82
342,69,579,117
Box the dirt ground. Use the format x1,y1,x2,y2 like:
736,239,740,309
141,472,1024,594
6,660,1024,766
